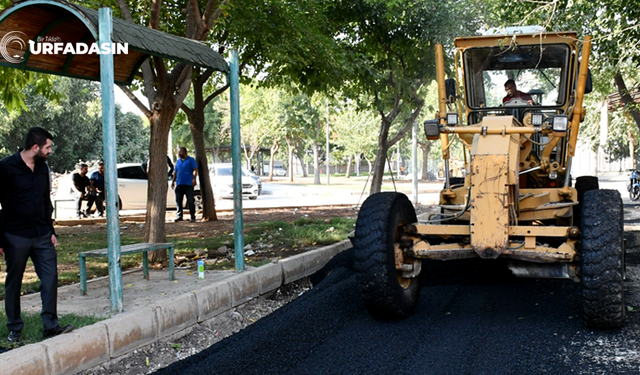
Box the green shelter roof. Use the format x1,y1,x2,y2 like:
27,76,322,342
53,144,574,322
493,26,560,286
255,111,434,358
0,0,229,84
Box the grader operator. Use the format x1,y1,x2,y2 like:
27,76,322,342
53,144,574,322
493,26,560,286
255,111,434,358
352,29,625,329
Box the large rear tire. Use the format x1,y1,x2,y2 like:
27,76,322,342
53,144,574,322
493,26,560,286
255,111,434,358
580,189,625,329
574,176,599,228
353,192,421,319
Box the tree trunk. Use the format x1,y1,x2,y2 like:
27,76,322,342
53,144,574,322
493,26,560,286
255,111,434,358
313,142,320,184
268,142,279,181
614,71,640,131
286,136,295,182
354,153,361,177
144,101,178,261
185,71,217,222
296,153,308,177
418,141,431,180
345,154,353,178
370,116,392,194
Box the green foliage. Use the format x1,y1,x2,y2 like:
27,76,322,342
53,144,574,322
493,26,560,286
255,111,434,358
0,77,149,172
491,0,640,162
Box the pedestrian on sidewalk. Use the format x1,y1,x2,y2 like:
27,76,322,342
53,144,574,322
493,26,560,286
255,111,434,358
0,127,74,343
172,147,198,222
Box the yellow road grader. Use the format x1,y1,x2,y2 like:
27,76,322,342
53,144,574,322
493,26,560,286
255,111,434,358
353,29,625,329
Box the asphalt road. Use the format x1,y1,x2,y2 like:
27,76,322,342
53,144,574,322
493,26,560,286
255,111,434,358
155,197,640,374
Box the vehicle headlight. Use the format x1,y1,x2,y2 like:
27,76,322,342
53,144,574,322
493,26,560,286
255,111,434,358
531,113,544,126
446,113,459,126
552,115,569,133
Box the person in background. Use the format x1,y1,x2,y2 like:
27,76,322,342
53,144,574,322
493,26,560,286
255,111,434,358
171,147,198,222
89,162,105,217
72,163,94,219
0,127,75,343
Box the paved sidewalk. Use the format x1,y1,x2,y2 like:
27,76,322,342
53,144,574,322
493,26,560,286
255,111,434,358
20,267,238,318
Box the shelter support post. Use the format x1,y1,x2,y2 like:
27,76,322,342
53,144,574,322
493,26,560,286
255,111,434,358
228,49,245,272
99,7,123,313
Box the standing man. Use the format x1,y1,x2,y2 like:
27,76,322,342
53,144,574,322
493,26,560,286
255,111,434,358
0,127,74,342
72,163,94,219
172,147,198,222
89,162,105,217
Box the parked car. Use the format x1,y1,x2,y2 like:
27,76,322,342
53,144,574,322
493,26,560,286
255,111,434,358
209,163,259,200
246,169,262,195
54,163,202,211
273,164,287,176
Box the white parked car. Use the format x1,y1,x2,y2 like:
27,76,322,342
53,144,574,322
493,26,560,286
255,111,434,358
209,163,259,200
55,163,202,210
273,165,287,176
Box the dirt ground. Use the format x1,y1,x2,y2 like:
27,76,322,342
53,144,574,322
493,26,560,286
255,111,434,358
57,205,359,266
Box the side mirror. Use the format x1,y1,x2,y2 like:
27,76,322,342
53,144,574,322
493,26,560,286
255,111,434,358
584,69,593,94
445,78,457,103
423,119,441,140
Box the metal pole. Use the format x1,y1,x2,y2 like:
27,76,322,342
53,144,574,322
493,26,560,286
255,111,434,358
412,121,418,203
99,7,122,313
228,49,245,272
326,100,330,185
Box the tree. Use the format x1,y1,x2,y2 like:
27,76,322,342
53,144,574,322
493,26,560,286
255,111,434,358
0,77,148,172
332,97,378,178
491,0,640,155
109,0,231,260
307,0,479,194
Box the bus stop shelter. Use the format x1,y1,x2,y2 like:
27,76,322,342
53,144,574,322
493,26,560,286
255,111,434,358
0,0,244,313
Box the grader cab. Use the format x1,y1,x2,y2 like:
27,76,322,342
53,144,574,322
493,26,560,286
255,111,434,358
353,29,625,329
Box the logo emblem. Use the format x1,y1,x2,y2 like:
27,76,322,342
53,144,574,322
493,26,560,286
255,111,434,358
0,31,27,64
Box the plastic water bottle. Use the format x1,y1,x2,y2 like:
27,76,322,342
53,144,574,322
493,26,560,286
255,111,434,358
197,260,204,279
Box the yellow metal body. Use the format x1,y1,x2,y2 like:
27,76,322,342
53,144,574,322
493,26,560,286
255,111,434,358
408,30,592,275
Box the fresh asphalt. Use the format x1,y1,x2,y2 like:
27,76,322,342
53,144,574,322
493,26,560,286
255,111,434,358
154,176,640,375
156,242,640,374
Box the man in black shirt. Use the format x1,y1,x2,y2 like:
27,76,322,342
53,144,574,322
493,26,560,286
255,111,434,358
72,163,94,219
0,127,74,342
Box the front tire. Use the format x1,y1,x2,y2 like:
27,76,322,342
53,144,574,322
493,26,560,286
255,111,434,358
353,192,421,319
580,189,625,329
631,185,640,201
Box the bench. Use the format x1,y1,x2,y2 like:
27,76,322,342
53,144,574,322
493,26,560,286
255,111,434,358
79,242,175,295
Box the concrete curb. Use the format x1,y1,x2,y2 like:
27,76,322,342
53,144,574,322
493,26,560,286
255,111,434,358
0,239,352,375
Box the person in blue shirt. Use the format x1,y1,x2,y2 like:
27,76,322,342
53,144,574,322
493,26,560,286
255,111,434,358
89,162,105,217
172,147,198,222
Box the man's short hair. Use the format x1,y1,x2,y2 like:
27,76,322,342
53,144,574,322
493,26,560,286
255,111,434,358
24,127,54,150
98,161,104,166
180,147,188,153
80,163,88,168
504,79,516,87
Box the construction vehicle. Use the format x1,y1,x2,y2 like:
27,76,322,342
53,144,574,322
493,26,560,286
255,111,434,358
352,28,625,329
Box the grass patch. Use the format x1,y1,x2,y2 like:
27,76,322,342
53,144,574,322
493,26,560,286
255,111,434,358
204,217,355,271
0,216,355,298
0,310,103,348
